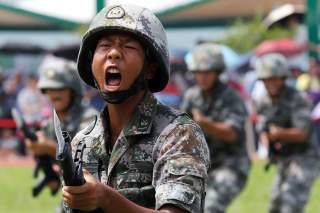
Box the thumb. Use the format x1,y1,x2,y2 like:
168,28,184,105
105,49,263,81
83,169,96,182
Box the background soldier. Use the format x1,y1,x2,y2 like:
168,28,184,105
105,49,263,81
62,4,210,213
181,43,250,213
26,55,98,212
253,53,320,213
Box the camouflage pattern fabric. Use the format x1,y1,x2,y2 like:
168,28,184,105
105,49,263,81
254,86,320,213
70,92,210,213
181,81,250,213
269,156,320,213
205,167,247,213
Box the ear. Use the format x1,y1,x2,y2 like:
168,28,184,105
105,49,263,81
146,63,158,80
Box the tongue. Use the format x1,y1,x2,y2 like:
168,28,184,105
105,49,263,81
107,78,121,86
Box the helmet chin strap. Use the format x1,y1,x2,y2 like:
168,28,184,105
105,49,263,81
94,61,148,104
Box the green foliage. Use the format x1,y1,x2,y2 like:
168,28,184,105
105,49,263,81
217,15,296,53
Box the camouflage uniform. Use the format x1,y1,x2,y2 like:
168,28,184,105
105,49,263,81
254,53,320,213
181,43,251,213
71,92,210,212
68,4,210,213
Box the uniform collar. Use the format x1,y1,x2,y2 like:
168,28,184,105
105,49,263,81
99,92,157,137
124,91,157,136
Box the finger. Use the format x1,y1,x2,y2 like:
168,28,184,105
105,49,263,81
63,187,87,204
63,189,97,210
83,169,99,184
63,184,90,194
26,140,32,148
63,190,75,208
52,164,61,173
35,131,45,143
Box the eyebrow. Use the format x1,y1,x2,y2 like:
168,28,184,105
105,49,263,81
100,36,138,44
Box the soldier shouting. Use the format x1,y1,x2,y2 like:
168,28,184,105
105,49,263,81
62,4,210,213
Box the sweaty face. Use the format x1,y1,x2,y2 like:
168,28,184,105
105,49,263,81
45,88,72,112
194,71,218,92
91,33,145,93
262,77,285,98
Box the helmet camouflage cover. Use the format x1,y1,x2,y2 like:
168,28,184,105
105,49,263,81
255,53,290,80
186,43,225,73
77,4,169,92
37,55,84,96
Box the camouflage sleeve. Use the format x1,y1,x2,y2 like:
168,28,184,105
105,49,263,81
180,89,195,117
153,118,210,213
291,93,312,131
223,94,248,134
41,118,57,142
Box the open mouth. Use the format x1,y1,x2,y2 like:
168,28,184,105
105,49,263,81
105,68,122,91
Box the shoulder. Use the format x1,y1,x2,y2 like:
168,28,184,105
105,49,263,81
218,83,246,108
285,87,311,107
82,107,99,122
78,106,99,131
71,114,102,148
155,105,209,158
222,83,242,100
154,102,205,141
155,102,191,128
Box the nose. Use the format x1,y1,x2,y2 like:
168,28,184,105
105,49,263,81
107,47,121,60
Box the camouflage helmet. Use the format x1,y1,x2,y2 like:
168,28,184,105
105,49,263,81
186,43,225,73
77,4,169,93
255,53,289,80
37,55,84,96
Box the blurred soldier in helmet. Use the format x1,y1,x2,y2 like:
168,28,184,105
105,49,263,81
253,53,320,213
181,43,250,213
62,4,209,213
26,55,98,212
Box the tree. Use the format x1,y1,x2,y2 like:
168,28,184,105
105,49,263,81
217,14,296,53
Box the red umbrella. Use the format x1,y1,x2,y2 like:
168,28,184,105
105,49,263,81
255,38,305,57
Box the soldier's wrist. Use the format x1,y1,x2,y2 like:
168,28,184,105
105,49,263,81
99,184,113,210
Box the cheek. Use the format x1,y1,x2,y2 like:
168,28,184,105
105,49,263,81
196,74,215,85
91,60,104,84
61,96,71,106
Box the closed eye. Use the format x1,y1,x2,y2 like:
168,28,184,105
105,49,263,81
97,42,111,49
124,45,137,49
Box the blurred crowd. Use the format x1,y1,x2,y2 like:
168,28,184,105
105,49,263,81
0,65,104,157
162,50,319,151
1,43,320,161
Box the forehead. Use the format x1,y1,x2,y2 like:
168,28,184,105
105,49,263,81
262,77,284,82
194,71,217,76
97,32,141,44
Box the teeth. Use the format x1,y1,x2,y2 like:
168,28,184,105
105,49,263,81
107,68,120,74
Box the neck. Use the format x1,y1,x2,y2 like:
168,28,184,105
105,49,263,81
107,90,146,137
57,110,66,121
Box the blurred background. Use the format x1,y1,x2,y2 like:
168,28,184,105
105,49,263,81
0,0,319,212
